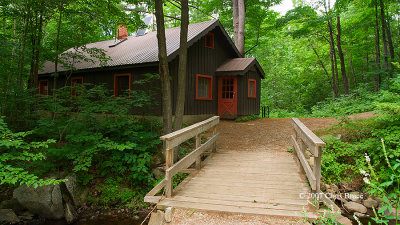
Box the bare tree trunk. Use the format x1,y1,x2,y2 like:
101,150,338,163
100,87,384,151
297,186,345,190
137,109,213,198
336,15,349,95
54,1,63,93
327,19,340,97
375,0,381,91
232,0,239,45
386,9,395,77
379,0,389,74
237,0,245,55
155,0,173,136
173,0,189,161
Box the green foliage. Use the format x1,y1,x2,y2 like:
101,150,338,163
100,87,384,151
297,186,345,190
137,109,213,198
235,114,260,122
32,84,161,186
0,117,64,187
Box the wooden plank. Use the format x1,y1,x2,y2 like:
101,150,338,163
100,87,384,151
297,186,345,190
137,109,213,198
160,116,219,149
166,148,173,168
190,176,308,187
196,169,303,177
144,195,162,203
194,172,304,182
195,134,201,170
164,196,306,211
184,181,309,192
291,135,316,190
314,147,322,192
146,179,166,196
166,134,219,176
319,192,341,212
174,191,309,206
158,200,318,218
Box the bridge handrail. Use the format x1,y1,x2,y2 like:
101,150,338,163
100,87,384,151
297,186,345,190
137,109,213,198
144,116,219,202
291,118,325,192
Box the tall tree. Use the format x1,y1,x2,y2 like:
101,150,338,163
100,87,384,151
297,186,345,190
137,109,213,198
237,0,245,55
379,0,389,74
375,0,382,90
233,0,239,45
173,0,189,131
385,8,395,77
336,15,349,94
155,0,173,135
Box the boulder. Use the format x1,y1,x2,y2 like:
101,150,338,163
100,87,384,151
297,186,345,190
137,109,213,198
13,184,64,219
64,175,88,207
0,198,25,213
363,198,378,209
152,167,165,180
347,191,363,203
64,202,78,224
0,209,20,224
18,211,35,220
336,216,352,225
164,207,175,223
344,202,367,214
148,211,165,225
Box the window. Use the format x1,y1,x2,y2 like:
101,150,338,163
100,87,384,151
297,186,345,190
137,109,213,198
71,77,83,96
248,79,256,98
114,73,131,97
205,32,214,49
39,80,49,95
196,74,213,100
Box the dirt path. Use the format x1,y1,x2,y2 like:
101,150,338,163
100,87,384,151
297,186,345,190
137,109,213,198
169,113,375,225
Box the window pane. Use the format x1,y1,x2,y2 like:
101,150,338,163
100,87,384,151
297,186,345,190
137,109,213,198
197,77,210,98
117,76,130,96
249,82,254,96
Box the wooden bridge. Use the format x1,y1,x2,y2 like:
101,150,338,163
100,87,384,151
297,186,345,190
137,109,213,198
145,116,337,219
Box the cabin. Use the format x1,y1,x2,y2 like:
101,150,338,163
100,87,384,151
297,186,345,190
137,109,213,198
38,19,265,120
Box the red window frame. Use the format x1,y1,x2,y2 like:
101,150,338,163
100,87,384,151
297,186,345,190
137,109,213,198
196,74,213,100
114,73,131,97
248,79,256,98
71,77,84,96
39,80,49,95
205,32,214,49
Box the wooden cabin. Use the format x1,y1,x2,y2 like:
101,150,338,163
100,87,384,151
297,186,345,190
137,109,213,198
39,20,265,120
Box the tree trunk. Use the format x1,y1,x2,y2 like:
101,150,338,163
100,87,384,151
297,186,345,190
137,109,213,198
155,0,173,136
232,0,239,45
379,0,389,74
327,19,340,97
237,0,245,55
336,15,349,95
386,9,395,77
349,55,357,89
375,0,381,91
54,1,63,94
172,0,189,161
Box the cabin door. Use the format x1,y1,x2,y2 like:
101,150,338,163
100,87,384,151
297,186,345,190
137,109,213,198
218,76,238,119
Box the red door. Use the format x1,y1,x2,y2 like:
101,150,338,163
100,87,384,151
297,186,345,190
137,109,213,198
218,76,238,119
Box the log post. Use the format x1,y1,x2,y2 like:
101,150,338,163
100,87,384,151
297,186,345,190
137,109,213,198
212,126,217,152
165,171,173,197
314,146,322,193
195,134,201,169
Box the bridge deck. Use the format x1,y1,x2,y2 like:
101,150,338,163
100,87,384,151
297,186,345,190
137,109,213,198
158,149,317,218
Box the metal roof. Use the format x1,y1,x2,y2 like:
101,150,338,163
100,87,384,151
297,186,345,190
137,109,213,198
216,58,265,78
40,19,236,74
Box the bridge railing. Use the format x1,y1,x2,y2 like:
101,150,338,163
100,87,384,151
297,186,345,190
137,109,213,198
291,118,325,193
144,116,219,203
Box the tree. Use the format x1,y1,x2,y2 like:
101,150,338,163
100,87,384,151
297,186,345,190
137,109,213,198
155,0,173,136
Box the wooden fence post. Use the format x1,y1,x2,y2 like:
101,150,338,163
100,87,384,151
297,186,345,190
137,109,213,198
195,134,201,169
165,171,173,197
314,146,322,193
212,126,217,152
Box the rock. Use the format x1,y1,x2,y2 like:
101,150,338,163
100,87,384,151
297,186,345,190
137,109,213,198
347,191,363,203
164,207,175,223
325,184,331,189
64,202,78,224
151,152,164,167
152,167,165,180
363,198,378,209
344,202,367,214
0,209,20,224
305,150,312,159
18,211,35,220
148,211,165,225
331,184,339,193
336,216,352,225
307,157,314,168
64,175,89,207
0,198,25,213
13,184,64,219
380,207,400,217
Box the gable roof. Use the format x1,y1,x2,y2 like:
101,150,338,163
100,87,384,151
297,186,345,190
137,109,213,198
40,19,242,74
216,58,265,78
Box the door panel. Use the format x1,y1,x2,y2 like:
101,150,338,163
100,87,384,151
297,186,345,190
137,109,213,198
218,76,237,119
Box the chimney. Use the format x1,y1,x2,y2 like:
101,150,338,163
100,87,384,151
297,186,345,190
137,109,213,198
117,25,128,39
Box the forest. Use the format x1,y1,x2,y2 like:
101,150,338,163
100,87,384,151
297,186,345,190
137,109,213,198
0,0,399,224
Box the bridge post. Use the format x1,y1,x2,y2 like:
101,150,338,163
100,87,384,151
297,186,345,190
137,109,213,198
195,134,201,169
